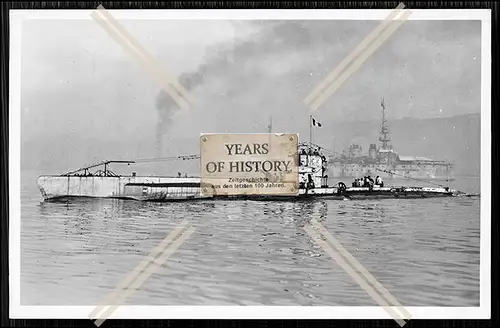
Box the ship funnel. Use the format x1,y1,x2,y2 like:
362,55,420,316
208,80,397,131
369,144,377,159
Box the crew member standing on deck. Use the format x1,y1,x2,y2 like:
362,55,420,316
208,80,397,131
368,176,374,188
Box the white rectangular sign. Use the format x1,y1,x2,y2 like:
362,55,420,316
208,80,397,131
200,133,299,196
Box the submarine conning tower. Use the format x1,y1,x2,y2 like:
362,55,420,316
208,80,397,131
298,142,329,189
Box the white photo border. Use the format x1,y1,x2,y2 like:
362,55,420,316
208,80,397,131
9,8,491,320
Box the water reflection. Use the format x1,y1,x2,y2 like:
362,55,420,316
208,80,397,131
23,184,481,306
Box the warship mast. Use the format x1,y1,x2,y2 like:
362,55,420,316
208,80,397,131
379,97,392,151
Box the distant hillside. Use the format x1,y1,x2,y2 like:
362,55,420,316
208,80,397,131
21,113,481,177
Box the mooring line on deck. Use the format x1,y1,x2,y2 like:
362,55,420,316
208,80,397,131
304,219,411,326
89,219,194,326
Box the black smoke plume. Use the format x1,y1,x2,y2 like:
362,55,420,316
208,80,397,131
152,20,348,155
153,19,409,155
153,46,234,157
154,70,206,157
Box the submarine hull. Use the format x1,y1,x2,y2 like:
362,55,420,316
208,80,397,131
37,175,455,202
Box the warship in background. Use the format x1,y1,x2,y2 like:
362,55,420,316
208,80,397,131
36,110,466,202
327,99,455,181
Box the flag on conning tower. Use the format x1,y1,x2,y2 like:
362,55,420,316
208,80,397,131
311,116,322,127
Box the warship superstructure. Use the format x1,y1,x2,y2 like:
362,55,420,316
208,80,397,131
327,99,454,181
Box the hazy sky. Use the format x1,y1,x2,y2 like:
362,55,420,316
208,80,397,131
19,17,482,171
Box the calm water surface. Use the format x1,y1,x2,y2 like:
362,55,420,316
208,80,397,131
21,170,481,306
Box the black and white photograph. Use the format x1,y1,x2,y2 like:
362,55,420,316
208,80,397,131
9,6,491,322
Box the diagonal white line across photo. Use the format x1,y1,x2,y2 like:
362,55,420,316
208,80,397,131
91,5,194,110
304,219,411,327
89,219,190,318
304,3,406,105
309,218,412,319
93,226,195,326
304,3,412,113
89,220,194,326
